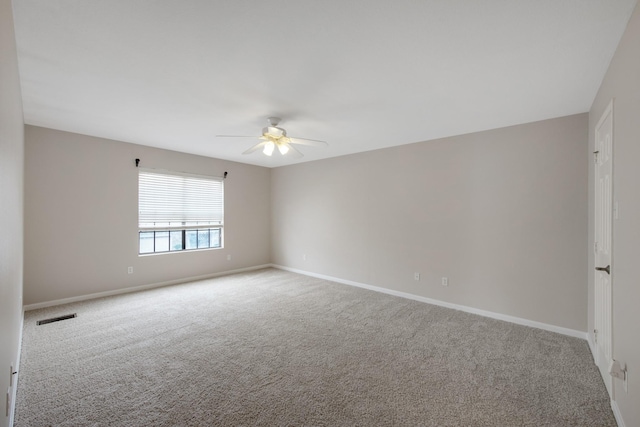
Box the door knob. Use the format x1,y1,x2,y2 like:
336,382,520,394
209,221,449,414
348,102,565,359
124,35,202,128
595,265,610,275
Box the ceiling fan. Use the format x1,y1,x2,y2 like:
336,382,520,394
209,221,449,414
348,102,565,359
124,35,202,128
217,117,328,158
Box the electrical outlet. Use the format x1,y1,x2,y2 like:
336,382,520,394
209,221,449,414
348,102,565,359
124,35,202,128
442,277,448,286
303,254,307,261
414,272,420,281
127,266,133,274
227,254,232,261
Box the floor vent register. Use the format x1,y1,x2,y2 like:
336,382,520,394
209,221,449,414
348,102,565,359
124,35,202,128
36,313,77,325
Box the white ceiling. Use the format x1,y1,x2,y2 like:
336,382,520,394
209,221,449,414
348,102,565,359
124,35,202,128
13,0,638,168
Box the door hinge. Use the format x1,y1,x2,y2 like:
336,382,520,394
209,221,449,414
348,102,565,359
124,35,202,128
594,241,598,253
594,329,598,343
593,150,599,163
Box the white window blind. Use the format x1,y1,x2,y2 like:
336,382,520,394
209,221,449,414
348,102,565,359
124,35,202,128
138,169,224,228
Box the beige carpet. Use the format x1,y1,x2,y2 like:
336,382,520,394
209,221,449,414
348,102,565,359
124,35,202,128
15,268,615,426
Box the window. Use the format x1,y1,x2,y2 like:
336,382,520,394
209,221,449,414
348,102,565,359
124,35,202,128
138,169,223,254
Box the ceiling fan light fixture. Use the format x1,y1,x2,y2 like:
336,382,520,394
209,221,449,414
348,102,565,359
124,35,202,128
278,143,289,155
263,141,275,156
224,116,327,159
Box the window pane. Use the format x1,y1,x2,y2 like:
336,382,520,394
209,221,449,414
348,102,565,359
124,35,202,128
170,231,183,251
197,229,210,248
185,230,198,249
140,232,155,254
140,228,222,254
155,231,170,252
210,228,221,248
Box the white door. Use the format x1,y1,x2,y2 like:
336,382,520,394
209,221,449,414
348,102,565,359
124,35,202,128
594,100,614,398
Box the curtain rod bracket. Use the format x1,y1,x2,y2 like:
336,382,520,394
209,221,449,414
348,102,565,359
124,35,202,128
135,158,140,167
224,171,228,179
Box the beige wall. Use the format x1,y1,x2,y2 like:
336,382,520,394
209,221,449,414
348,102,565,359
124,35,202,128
589,3,640,425
0,0,25,425
272,114,588,332
24,126,271,305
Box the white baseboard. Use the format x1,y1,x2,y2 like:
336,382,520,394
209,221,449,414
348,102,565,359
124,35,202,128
9,308,24,426
23,264,272,311
272,264,588,341
612,399,625,427
25,262,590,341
587,332,597,362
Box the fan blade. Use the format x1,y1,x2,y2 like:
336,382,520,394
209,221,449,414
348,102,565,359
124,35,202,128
285,142,304,158
242,141,267,155
216,135,259,138
288,136,328,147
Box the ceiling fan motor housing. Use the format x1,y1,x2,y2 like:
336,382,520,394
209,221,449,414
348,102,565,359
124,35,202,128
263,126,286,139
263,117,287,139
